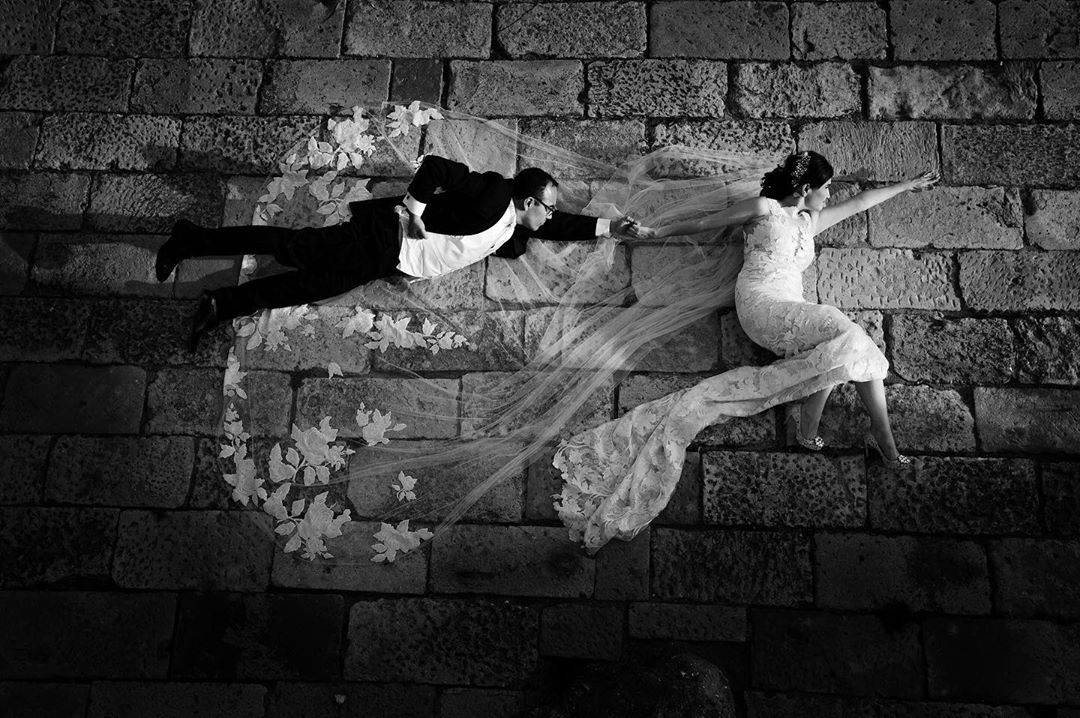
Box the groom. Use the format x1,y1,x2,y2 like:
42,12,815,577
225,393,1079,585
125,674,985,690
156,154,633,350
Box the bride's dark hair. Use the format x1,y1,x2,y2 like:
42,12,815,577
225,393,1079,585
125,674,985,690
760,150,833,199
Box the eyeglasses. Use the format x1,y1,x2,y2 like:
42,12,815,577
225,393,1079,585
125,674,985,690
531,196,555,218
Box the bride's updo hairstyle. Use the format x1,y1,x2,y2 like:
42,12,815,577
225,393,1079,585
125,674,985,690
760,150,833,199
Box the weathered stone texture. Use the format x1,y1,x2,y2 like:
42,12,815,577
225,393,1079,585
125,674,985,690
56,0,191,56
630,315,720,373
145,368,225,435
0,591,176,678
976,387,1080,454
498,2,645,58
870,187,1023,249
297,377,458,439
0,232,33,294
816,534,991,613
36,114,179,171
869,64,1036,120
960,250,1080,311
869,457,1039,534
439,689,522,718
262,60,391,114
0,507,118,586
191,0,346,58
891,0,996,60
594,530,649,599
816,248,958,310
800,121,938,181
113,510,274,590
131,59,263,115
745,693,1034,718
653,120,793,165
0,683,89,718
86,683,266,718
943,124,1080,185
346,1,490,57
632,243,741,306
346,598,539,686
31,234,173,297
0,364,145,434
587,60,727,118
991,539,1080,619
733,63,860,118
487,240,629,303
462,371,612,439
0,113,38,170
1026,189,1080,250
808,182,866,247
792,2,886,60
1016,316,1080,385
1044,462,1080,536
0,0,61,54
82,298,231,368
180,116,321,174
752,610,923,696
519,119,647,176
45,436,193,507
0,56,133,114
628,602,747,642
0,172,89,230
450,61,583,116
1002,0,1080,59
266,683,437,718
0,297,91,362
703,451,865,528
372,310,524,373
890,316,1015,385
651,1,788,59
1042,61,1080,119
238,307,370,375
539,603,622,660
652,528,812,604
0,435,51,504
391,59,443,105
88,173,226,234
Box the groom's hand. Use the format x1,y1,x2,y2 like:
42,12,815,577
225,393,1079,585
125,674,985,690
408,211,429,239
610,215,636,236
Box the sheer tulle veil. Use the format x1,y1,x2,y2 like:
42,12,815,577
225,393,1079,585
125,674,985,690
219,102,778,563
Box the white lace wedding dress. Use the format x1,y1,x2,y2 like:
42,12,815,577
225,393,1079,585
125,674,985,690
553,198,889,551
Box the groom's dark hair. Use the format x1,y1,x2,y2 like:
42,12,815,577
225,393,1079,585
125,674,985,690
512,167,559,201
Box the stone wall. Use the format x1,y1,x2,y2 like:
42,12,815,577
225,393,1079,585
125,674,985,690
1,1,1079,716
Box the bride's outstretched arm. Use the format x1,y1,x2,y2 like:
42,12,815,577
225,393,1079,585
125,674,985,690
628,196,770,239
816,170,940,233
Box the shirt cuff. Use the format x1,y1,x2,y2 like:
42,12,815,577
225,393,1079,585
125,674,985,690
596,218,611,236
403,193,426,216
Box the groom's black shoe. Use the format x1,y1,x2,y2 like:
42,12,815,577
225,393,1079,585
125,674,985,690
156,219,198,282
188,292,220,353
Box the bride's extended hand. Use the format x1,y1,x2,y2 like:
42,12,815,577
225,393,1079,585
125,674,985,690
906,170,940,192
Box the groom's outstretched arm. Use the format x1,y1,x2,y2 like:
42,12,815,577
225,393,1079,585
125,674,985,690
532,210,622,241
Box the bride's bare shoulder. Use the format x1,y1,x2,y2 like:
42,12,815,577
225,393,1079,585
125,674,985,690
738,196,774,220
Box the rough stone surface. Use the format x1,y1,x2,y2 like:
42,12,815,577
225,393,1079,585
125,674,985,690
1026,189,1080,250
486,240,629,303
975,387,1080,454
633,315,721,373
594,530,650,600
0,297,91,362
0,435,51,504
113,510,274,590
752,610,923,696
519,119,647,177
745,693,1034,718
450,61,583,116
346,1,490,57
631,243,742,307
943,124,1080,185
266,683,437,718
890,316,1015,384
146,368,225,436
0,0,61,54
0,172,89,230
0,113,38,170
81,298,231,368
262,60,391,114
1016,316,1080,385
891,0,996,60
345,598,539,686
587,60,727,118
539,603,623,660
990,539,1080,619
391,59,443,105
628,602,747,642
1002,0,1080,59
420,117,519,177
131,59,263,115
963,250,1080,311
1042,61,1080,119
0,232,33,293
800,121,938,181
733,63,860,119
792,2,886,60
823,380,971,451
816,534,991,613
31,234,173,297
56,0,191,56
87,173,226,234
498,2,646,58
0,364,145,434
869,64,1037,120
703,451,866,528
461,371,612,439
86,683,266,718
0,591,176,678
439,689,522,718
652,120,793,167
1044,462,1080,536
297,377,458,439
45,436,193,507
0,507,118,587
652,528,812,604
650,1,788,59
190,0,346,58
0,56,134,111
236,306,370,375
344,261,483,310
36,113,179,171
871,187,1023,249
817,248,958,310
179,116,321,174
868,457,1039,534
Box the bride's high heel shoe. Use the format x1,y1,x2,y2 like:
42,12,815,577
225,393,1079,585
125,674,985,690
864,432,913,469
786,404,824,451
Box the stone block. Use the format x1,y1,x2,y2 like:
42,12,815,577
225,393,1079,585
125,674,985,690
45,436,193,508
1042,61,1080,119
82,298,231,368
733,63,860,118
36,113,179,171
703,451,866,528
145,367,224,436
925,617,1080,703
943,124,1080,185
498,2,645,58
171,592,344,680
1016,316,1080,385
461,371,612,439
962,250,1080,311
1044,462,1080,536
629,602,747,642
891,0,996,60
297,376,459,439
266,683,437,718
0,591,176,678
450,60,584,116
594,529,650,599
744,693,1034,718
634,315,721,373
0,435,50,504
539,603,623,660
817,183,870,247
0,172,89,230
0,113,39,169
658,450,703,524
237,307,370,375
1027,189,1080,250
56,0,191,56
870,186,1023,249
752,609,923,696
0,0,61,53
817,248,958,310
0,364,145,434
792,2,886,60
0,56,133,112
431,525,593,598
113,510,274,590
652,120,793,171
346,0,490,57
0,232,32,294
347,440,524,522
240,371,293,437
800,121,938,181
519,119,647,177
343,262,485,311
631,243,741,307
262,60,391,114
87,173,226,234
1002,0,1080,58
31,234,173,297
179,116,322,174
131,59,263,115
87,683,266,718
587,60,727,118
975,387,1080,454
440,689,523,718
890,316,1015,384
0,683,89,718
868,457,1039,534
0,507,118,587
391,59,443,105
345,598,539,686
869,64,1036,120
487,240,629,303
372,310,525,372
990,539,1080,619
816,533,991,613
0,297,90,362
652,528,812,604
191,0,346,58
650,1,788,59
